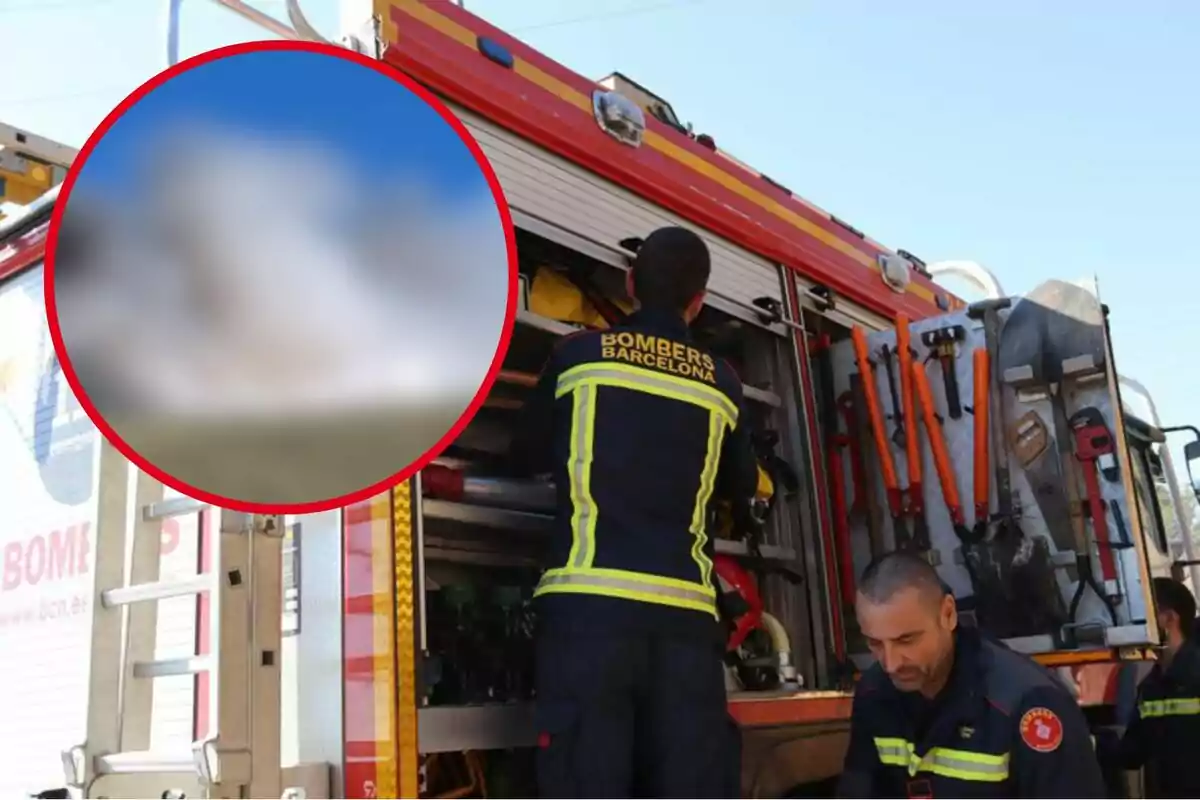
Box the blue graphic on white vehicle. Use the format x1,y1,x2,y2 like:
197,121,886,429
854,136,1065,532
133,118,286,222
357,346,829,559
0,266,96,508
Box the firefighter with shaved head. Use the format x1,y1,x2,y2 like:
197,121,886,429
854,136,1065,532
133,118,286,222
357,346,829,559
837,551,1106,798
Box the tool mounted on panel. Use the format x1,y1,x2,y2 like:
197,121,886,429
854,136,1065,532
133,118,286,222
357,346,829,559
1010,410,1051,470
804,326,864,680
998,279,1119,633
965,298,1022,545
852,319,937,558
911,343,1039,636
847,374,886,558
835,391,868,520
878,343,907,450
958,344,1020,633
895,314,932,554
921,324,968,420
816,334,859,614
1063,460,1121,631
996,279,1108,538
965,296,1070,639
1069,407,1130,584
851,326,908,551
911,352,984,549
802,333,858,680
971,348,992,543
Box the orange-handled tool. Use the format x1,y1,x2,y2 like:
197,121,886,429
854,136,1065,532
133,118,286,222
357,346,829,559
912,360,964,527
852,327,901,517
972,348,990,527
895,315,922,493
896,314,933,551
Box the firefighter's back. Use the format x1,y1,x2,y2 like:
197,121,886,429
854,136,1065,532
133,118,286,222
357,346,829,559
523,226,754,797
534,307,745,640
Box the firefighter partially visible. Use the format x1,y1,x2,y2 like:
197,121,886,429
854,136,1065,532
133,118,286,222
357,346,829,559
1098,577,1200,797
837,551,1107,798
510,226,760,798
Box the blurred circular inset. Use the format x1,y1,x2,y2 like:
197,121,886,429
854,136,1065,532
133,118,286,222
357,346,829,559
46,41,517,512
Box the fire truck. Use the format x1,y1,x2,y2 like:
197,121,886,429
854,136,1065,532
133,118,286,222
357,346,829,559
2,1,1199,798
0,123,74,221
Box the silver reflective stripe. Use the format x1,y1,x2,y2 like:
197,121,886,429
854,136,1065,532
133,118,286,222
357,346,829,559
556,364,738,426
920,750,1009,781
537,570,716,608
567,385,597,568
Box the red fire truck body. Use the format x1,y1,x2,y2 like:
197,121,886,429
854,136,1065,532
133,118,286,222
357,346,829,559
0,3,1190,798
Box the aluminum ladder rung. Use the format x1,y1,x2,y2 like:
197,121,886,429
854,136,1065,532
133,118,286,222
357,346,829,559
142,496,210,522
95,750,197,775
73,443,286,796
102,573,212,607
133,656,211,679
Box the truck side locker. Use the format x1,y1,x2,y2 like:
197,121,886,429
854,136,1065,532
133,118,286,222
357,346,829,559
821,277,1162,659
64,443,284,799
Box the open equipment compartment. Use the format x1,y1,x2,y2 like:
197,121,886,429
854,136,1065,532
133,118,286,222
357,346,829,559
409,211,832,790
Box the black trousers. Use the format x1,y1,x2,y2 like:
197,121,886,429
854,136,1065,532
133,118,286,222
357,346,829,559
533,629,742,799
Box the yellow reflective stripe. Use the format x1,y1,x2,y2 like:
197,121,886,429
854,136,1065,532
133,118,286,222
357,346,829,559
1139,697,1200,717
689,410,726,588
533,567,719,618
873,737,910,767
556,361,738,428
564,384,600,569
873,738,1009,782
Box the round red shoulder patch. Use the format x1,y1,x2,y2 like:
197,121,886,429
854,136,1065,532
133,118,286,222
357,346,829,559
1019,706,1064,753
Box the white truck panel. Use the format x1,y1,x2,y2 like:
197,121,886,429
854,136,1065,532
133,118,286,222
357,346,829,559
0,263,198,796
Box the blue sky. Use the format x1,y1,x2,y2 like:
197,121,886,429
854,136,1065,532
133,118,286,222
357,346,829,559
2,0,1197,452
69,44,490,205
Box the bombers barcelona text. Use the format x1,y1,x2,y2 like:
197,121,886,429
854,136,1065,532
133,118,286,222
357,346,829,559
600,332,717,384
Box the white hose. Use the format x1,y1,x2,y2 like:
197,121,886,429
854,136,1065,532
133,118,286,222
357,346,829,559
926,260,1006,300
759,612,800,687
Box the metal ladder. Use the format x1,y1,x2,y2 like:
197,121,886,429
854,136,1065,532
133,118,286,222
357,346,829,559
63,439,284,799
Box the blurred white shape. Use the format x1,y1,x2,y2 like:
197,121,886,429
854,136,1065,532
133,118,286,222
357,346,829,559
56,123,509,421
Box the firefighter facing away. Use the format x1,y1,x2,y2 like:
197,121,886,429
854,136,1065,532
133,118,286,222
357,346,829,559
1099,577,1200,797
838,551,1107,798
511,226,759,798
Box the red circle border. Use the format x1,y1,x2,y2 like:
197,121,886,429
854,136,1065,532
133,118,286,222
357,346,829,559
43,39,519,514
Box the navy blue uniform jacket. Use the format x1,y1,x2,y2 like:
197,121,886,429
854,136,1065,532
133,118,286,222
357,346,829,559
838,628,1107,798
510,307,759,642
1108,637,1200,797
